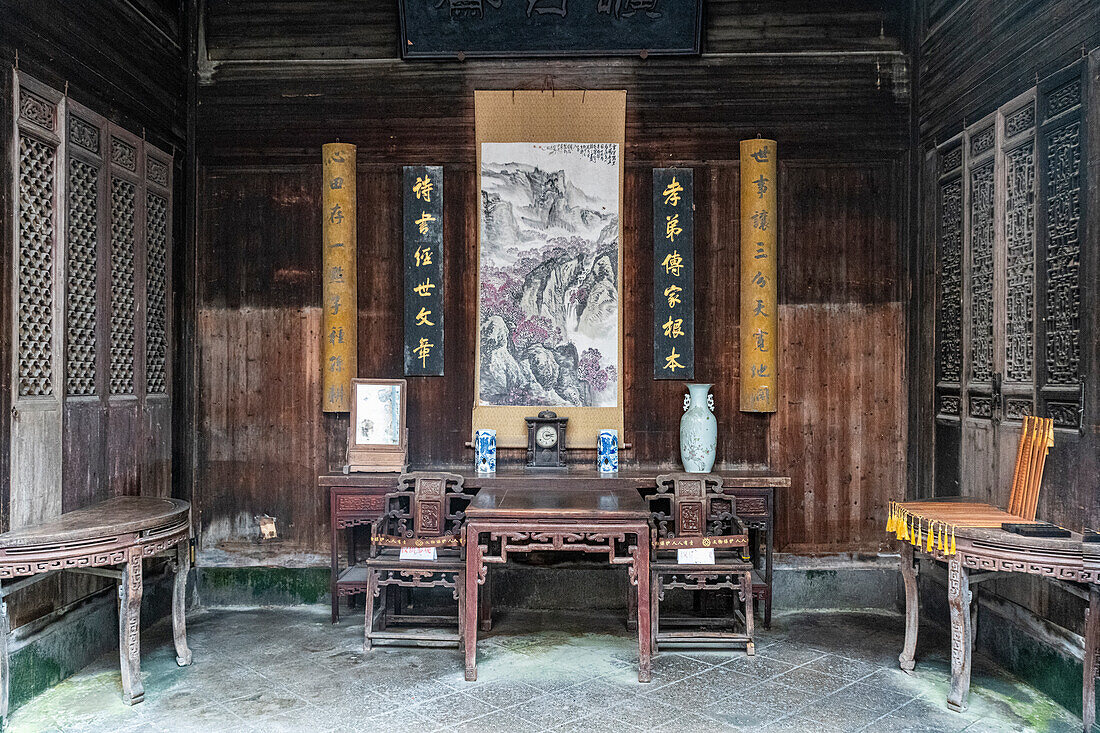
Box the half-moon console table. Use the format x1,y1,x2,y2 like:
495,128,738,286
0,496,193,719
898,521,1099,733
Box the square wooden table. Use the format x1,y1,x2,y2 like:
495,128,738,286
462,483,652,683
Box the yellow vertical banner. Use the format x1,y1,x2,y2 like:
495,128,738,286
322,143,357,412
740,139,778,412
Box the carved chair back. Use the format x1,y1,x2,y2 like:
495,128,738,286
649,473,747,552
371,472,471,556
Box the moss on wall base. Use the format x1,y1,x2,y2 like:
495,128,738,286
196,567,330,606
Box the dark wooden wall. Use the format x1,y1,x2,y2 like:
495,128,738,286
0,0,188,625
911,0,1100,635
191,0,911,563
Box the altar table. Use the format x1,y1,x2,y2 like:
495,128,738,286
896,502,1098,732
462,484,653,682
0,497,193,718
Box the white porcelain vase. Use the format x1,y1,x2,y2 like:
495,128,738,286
680,383,717,473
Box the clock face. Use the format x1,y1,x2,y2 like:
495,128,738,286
535,425,558,448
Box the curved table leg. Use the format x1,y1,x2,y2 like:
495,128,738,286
946,556,972,712
173,542,192,667
118,551,144,705
899,542,919,672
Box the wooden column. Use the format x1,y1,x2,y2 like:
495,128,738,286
740,139,778,412
322,143,357,412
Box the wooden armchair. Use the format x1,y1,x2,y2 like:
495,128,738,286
646,473,755,654
364,471,472,650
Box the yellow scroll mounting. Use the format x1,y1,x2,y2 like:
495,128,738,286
322,143,357,412
740,139,778,412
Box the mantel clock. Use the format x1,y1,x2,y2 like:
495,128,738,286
525,411,568,468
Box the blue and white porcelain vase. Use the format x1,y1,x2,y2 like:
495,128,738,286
597,429,619,473
474,429,496,474
680,383,717,473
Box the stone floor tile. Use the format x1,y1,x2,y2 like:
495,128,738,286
718,651,797,680
760,712,850,733
701,679,809,728
409,689,499,725
754,639,828,666
798,651,880,681
449,708,539,733
819,678,919,716
770,664,855,697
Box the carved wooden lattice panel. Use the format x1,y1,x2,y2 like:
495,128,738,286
1043,120,1081,389
968,160,995,389
1003,141,1035,384
17,135,56,398
67,158,99,396
937,177,963,386
145,192,168,394
110,178,137,396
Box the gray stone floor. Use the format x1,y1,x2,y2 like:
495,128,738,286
7,605,1087,732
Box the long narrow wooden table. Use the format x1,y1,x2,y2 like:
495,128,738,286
462,484,653,682
895,501,1099,732
0,497,193,718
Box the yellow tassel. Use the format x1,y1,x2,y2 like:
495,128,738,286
926,522,935,553
949,526,956,555
886,503,896,533
938,523,946,552
914,520,921,547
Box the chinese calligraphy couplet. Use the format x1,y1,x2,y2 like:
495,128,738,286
740,139,777,412
322,143,357,412
403,166,444,376
653,168,694,379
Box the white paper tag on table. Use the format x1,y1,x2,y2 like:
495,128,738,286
399,547,437,562
677,548,715,565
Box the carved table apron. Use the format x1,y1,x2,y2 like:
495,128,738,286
462,486,652,683
898,525,1098,732
0,497,193,719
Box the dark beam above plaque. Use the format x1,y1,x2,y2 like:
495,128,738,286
399,0,702,59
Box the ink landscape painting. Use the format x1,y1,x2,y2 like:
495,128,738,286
478,142,620,408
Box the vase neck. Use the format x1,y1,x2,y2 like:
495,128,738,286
686,384,712,406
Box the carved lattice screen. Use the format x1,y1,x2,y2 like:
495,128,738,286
9,71,174,520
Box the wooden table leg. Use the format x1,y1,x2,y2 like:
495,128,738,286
172,542,192,667
330,495,339,624
118,551,144,705
634,528,652,683
650,570,659,655
363,569,377,652
946,556,972,712
899,542,919,672
742,570,755,656
764,521,774,628
1083,586,1099,733
463,527,480,682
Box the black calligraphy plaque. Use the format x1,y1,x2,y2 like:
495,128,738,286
404,166,444,376
400,0,702,59
653,168,694,379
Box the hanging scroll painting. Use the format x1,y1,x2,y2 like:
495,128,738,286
473,90,626,448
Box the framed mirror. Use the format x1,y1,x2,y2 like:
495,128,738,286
347,378,407,472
